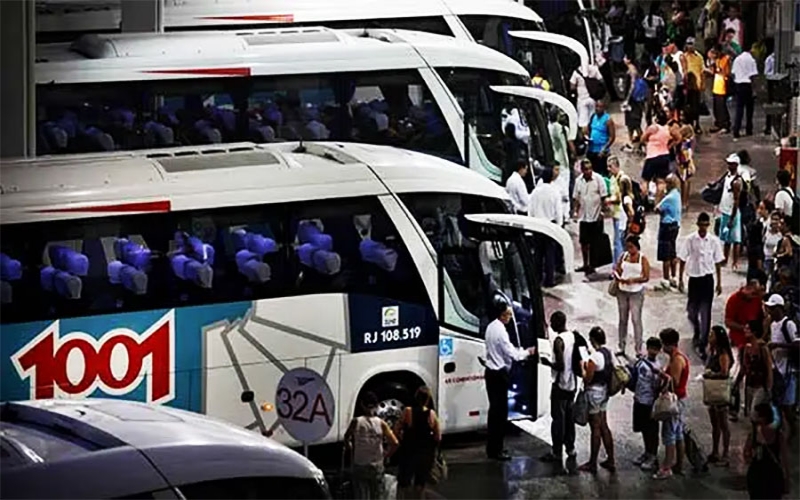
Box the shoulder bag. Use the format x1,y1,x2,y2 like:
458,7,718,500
702,374,731,406
652,380,680,421
573,389,590,426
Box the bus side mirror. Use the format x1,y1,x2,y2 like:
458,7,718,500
240,390,254,403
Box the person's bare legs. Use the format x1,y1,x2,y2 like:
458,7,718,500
708,407,721,458
599,411,615,471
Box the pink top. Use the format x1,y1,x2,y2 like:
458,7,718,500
645,124,670,159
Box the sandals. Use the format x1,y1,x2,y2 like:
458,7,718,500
578,462,598,474
599,459,617,473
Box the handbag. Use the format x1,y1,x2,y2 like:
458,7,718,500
702,376,731,406
428,448,448,485
607,279,619,297
573,389,589,426
652,381,680,421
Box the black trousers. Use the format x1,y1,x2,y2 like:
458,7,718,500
551,384,576,457
586,151,608,177
687,274,715,354
534,233,557,287
713,94,731,130
485,368,509,457
733,82,754,138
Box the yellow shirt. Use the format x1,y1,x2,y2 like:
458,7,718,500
712,55,730,95
531,76,551,91
684,51,705,91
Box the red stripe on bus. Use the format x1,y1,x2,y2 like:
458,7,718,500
36,200,171,214
468,410,480,417
197,14,295,22
143,67,251,77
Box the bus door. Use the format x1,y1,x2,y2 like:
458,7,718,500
435,213,573,429
491,85,578,141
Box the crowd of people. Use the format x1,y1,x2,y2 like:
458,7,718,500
505,1,798,498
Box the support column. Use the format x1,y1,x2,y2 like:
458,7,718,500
775,0,798,73
0,0,35,158
121,0,164,33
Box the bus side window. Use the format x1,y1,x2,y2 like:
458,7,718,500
286,197,429,307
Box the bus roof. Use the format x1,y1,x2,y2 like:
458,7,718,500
36,0,542,32
0,142,509,224
35,26,528,83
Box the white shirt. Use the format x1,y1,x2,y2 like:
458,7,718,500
506,171,529,214
550,330,576,392
501,108,530,144
641,15,664,39
573,174,608,222
731,51,758,84
719,171,739,215
775,188,794,216
723,17,744,47
770,317,799,375
528,182,563,223
677,231,725,277
485,318,530,372
570,65,602,101
765,53,776,76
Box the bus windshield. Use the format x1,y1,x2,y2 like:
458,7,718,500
35,69,461,164
437,68,553,181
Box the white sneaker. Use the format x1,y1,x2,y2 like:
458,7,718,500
641,456,658,471
660,279,671,290
633,453,648,466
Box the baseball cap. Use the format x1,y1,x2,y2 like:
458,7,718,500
765,294,785,307
685,37,696,45
725,153,741,164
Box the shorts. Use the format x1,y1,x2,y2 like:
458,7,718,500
579,220,604,246
779,371,798,407
587,386,608,415
577,98,596,128
657,222,680,261
661,399,686,446
633,401,658,433
641,154,671,182
719,212,742,244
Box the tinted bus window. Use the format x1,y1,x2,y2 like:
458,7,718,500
36,70,459,164
0,196,428,324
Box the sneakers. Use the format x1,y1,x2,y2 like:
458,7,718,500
659,279,672,290
653,467,673,480
633,453,648,466
641,457,658,471
622,144,634,153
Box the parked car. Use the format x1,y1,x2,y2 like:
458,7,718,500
0,399,330,499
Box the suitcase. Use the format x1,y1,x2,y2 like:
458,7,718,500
590,231,614,269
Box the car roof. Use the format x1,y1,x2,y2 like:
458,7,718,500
1,399,323,499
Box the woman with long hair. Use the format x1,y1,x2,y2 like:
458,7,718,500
614,235,651,357
745,403,790,499
579,327,616,474
394,386,441,499
676,125,695,211
705,325,734,466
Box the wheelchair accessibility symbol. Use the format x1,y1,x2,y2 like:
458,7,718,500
439,338,454,357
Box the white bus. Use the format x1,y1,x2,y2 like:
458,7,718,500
35,27,578,184
0,141,573,446
36,0,590,96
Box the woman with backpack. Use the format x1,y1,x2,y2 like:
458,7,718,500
394,386,441,499
622,56,646,154
745,403,790,499
579,327,616,474
344,391,400,499
704,325,734,467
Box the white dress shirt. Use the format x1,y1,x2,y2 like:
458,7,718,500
506,171,529,214
485,318,530,372
501,108,530,144
528,181,563,223
677,231,724,277
731,51,758,84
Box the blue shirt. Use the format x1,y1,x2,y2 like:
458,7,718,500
588,112,610,153
634,357,661,405
658,189,682,225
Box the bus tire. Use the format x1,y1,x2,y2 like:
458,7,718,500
368,381,413,427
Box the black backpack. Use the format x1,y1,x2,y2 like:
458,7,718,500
579,68,607,101
779,187,800,234
702,173,726,205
